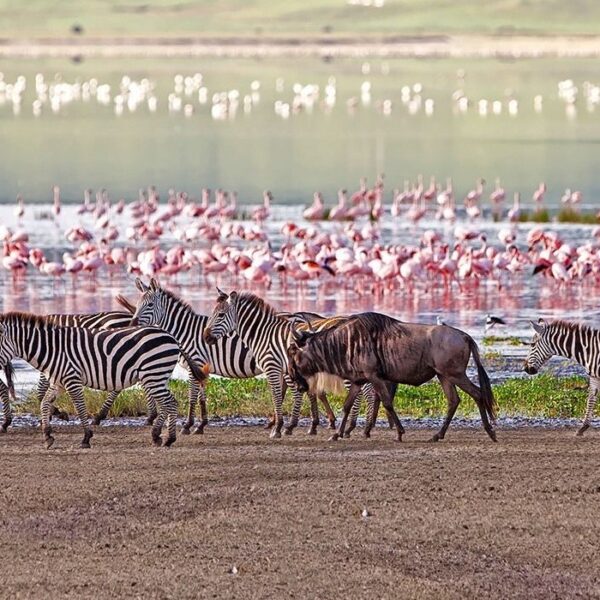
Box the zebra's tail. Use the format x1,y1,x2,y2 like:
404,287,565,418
3,362,16,402
115,294,136,314
468,336,497,422
181,351,211,384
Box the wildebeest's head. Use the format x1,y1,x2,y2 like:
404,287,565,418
129,277,164,326
203,288,237,345
524,318,551,375
287,328,317,393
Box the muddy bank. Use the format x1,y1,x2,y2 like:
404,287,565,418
1,427,599,599
2,34,600,58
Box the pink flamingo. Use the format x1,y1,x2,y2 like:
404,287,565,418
303,192,325,221
330,189,349,221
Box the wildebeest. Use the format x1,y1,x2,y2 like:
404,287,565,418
287,312,497,442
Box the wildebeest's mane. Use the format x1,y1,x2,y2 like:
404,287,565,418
236,291,278,318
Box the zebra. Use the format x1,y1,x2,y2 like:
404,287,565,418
525,318,600,435
203,289,309,437
42,310,138,423
126,278,339,435
0,311,207,448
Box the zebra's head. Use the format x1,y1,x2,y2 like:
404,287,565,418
524,319,552,374
130,277,165,326
203,288,238,345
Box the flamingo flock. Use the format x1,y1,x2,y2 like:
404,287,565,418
2,176,600,297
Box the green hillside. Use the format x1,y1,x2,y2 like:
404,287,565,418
0,0,599,39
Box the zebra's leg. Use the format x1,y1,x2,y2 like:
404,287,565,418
330,384,362,441
364,396,380,439
304,393,319,435
141,380,171,446
41,386,60,449
345,391,362,437
0,382,12,432
265,378,288,430
161,390,178,447
431,376,461,442
267,372,285,439
64,379,93,449
145,395,158,426
577,377,599,436
285,384,305,435
182,376,199,434
193,384,209,434
93,391,120,425
318,391,337,429
38,375,69,422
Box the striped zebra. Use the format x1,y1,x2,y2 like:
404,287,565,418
127,278,339,435
525,318,600,435
202,289,376,438
43,310,141,423
0,312,207,448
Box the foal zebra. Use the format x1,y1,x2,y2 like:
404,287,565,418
525,318,600,435
0,312,207,448
127,278,338,434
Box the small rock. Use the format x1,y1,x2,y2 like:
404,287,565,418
361,508,370,518
229,565,238,575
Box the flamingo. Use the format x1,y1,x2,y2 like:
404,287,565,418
330,189,349,221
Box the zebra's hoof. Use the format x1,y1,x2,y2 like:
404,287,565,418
193,426,205,435
328,433,340,442
45,436,55,449
363,431,371,439
328,423,337,430
92,416,103,426
181,426,191,436
343,432,352,438
270,430,282,439
57,411,70,422
307,428,317,435
429,434,441,443
164,437,176,447
0,422,9,433
80,441,91,449
284,427,294,436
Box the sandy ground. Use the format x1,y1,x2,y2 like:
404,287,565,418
1,426,599,599
1,35,600,59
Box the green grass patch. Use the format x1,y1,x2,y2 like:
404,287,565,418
14,374,592,420
556,208,599,224
518,209,551,223
483,336,524,346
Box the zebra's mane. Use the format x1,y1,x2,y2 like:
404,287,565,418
159,287,197,314
549,319,597,336
1,312,51,327
235,291,278,319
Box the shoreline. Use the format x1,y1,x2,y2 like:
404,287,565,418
1,34,600,59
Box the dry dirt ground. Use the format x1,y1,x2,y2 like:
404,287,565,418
1,426,599,599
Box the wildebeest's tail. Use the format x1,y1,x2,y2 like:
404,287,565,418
115,294,136,314
181,351,211,384
468,336,497,421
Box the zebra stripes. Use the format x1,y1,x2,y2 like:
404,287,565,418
204,289,317,437
0,312,206,448
525,318,600,435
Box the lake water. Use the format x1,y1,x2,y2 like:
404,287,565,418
1,56,599,206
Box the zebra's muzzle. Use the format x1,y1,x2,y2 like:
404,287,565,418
523,363,538,375
203,328,217,345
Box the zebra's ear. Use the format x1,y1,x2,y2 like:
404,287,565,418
216,286,228,301
149,278,159,291
135,277,149,293
228,291,238,303
531,320,545,334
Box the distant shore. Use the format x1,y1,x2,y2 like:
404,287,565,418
1,34,600,59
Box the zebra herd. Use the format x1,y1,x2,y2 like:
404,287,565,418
0,276,598,449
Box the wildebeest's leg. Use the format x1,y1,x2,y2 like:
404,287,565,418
453,375,497,442
267,371,285,438
193,384,209,434
330,384,362,441
371,379,404,441
318,391,337,429
182,375,199,434
41,385,59,449
431,376,461,442
64,379,94,449
93,391,120,425
38,375,69,422
577,376,599,436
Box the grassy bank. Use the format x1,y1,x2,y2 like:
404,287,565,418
1,1,600,39
16,374,590,420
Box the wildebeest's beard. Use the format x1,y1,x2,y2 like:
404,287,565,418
287,346,311,393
